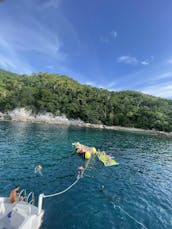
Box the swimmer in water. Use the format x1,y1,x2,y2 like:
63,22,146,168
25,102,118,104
34,165,43,176
77,166,84,179
100,185,104,191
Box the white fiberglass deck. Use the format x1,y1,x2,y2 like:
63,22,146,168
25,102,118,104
0,197,44,229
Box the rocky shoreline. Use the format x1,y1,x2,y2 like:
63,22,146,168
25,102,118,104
0,108,172,137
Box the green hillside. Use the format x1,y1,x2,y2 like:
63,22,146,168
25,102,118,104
0,69,172,132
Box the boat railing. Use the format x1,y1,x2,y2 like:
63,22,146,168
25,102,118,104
18,189,27,201
27,192,35,205
18,189,35,205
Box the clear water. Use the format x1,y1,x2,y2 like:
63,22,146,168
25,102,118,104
0,121,172,229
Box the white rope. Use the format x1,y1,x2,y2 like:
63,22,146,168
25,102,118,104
113,203,148,229
43,177,80,198
43,157,92,199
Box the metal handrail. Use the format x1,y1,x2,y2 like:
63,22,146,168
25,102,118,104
29,199,34,205
27,192,35,205
18,189,26,200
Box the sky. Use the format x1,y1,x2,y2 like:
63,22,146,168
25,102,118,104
0,0,172,98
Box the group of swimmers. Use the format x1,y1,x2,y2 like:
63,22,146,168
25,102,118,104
76,143,113,162
76,144,91,154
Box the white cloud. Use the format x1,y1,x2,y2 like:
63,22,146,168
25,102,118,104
167,59,172,64
84,81,104,88
1,16,65,60
84,81,96,86
0,36,34,74
100,30,118,43
110,30,118,38
83,80,119,91
140,71,172,86
117,56,138,64
41,0,62,9
157,72,172,79
141,82,172,98
0,2,69,74
140,61,149,65
100,36,109,44
106,81,117,89
117,55,151,65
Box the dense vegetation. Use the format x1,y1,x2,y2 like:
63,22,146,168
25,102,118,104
0,69,172,132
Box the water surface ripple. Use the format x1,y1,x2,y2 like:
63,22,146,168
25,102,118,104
0,121,172,228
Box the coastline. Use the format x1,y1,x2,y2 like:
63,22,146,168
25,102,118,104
0,108,172,137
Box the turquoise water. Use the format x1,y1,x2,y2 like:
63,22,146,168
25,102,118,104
0,121,172,229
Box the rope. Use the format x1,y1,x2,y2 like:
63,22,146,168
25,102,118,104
113,203,148,229
43,157,92,198
43,176,80,198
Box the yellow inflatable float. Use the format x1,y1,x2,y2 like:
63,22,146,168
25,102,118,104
85,152,91,159
72,142,119,166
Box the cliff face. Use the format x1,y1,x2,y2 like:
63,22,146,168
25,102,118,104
0,108,84,125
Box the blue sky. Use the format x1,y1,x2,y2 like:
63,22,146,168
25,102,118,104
0,0,172,98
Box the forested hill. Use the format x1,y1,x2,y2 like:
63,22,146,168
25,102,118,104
0,69,172,132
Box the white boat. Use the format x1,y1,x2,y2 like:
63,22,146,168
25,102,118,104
0,190,44,229
0,169,83,229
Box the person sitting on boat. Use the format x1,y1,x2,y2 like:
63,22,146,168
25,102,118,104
9,185,20,203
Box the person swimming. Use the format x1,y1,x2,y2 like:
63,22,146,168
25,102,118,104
77,166,84,179
100,185,105,192
34,165,43,176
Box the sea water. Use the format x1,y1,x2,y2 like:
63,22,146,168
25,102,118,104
0,121,172,229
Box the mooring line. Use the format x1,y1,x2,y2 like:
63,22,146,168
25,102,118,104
113,203,148,229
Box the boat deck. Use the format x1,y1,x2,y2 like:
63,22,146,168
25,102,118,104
0,197,43,229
